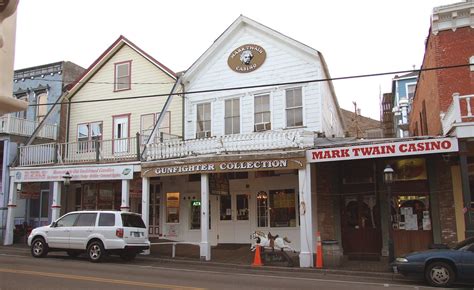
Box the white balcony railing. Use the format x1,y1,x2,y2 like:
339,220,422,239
18,137,139,166
0,115,58,140
441,93,474,135
145,129,314,161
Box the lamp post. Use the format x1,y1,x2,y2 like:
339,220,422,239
63,171,72,212
383,164,394,263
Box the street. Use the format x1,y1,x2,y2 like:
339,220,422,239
0,247,459,290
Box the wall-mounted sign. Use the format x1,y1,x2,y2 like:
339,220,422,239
307,138,458,163
142,158,305,177
13,165,134,182
228,44,266,73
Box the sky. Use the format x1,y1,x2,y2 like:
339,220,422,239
13,0,458,121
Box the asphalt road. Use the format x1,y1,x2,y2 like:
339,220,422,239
0,247,465,290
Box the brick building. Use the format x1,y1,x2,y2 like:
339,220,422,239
410,0,474,239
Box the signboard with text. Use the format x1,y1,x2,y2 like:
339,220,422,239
142,158,306,177
306,138,458,163
13,165,134,182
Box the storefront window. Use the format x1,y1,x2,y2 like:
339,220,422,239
257,191,268,227
220,195,232,220
166,192,180,223
190,200,211,230
392,195,431,231
269,189,296,227
236,194,249,220
98,183,114,210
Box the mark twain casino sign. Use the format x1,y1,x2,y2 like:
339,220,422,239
306,138,458,163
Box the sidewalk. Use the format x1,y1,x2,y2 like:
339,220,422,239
2,242,405,281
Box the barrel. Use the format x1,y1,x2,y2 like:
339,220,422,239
322,240,343,267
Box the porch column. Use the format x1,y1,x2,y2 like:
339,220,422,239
141,177,150,228
298,163,313,268
141,177,150,255
120,179,130,212
4,179,16,245
200,173,211,261
51,181,61,221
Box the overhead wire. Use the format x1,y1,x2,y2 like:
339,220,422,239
25,63,470,107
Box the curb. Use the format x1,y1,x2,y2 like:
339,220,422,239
136,254,408,281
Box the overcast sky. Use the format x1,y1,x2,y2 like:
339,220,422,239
14,0,457,120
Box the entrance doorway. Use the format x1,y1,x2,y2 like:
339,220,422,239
218,193,250,243
30,190,49,227
341,194,382,258
148,183,161,237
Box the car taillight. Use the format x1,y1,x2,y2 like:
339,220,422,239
116,228,124,238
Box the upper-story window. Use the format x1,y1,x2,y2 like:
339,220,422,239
15,94,28,119
36,93,48,123
114,61,131,91
225,98,240,135
285,87,303,127
78,121,103,152
141,111,171,143
254,94,271,132
406,83,416,100
196,103,211,138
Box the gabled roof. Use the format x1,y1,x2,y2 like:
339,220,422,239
182,15,345,129
67,35,176,99
183,15,322,81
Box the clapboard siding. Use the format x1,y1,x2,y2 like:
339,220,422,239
183,25,334,139
69,45,181,143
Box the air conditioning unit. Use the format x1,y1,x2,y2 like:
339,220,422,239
254,122,271,132
196,131,211,139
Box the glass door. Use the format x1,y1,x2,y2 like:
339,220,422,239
148,183,160,237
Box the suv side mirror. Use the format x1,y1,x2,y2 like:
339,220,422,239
51,221,57,227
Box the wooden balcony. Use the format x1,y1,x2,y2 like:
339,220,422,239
18,137,140,166
0,115,58,140
441,93,474,138
144,129,315,161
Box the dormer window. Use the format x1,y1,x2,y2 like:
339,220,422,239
114,61,131,91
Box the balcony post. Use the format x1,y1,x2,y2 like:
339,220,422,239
136,132,141,161
95,139,100,162
453,93,461,123
5,114,11,134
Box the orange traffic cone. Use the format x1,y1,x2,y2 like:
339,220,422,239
252,245,263,267
316,231,323,268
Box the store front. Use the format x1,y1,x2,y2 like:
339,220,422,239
4,163,139,245
308,137,459,260
141,151,314,266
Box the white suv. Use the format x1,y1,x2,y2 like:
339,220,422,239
27,210,150,262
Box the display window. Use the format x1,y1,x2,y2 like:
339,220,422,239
256,189,297,228
166,192,180,223
392,195,431,231
190,200,211,230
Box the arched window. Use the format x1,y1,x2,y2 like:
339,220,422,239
15,94,28,119
36,93,47,123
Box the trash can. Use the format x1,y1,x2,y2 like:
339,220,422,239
322,240,343,267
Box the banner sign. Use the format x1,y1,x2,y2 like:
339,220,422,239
13,165,134,182
307,138,458,163
142,158,305,177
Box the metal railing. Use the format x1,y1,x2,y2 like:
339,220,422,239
145,129,314,161
19,136,140,166
441,93,474,135
0,115,58,140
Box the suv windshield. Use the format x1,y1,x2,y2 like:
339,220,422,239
121,213,146,228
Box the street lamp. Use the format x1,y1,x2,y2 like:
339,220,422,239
63,172,72,212
383,164,394,263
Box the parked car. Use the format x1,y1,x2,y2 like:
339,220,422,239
27,210,150,262
393,237,474,287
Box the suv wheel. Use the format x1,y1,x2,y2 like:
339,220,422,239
120,251,137,261
31,237,48,258
425,261,455,287
87,241,105,263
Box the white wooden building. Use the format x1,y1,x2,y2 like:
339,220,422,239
141,15,345,268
